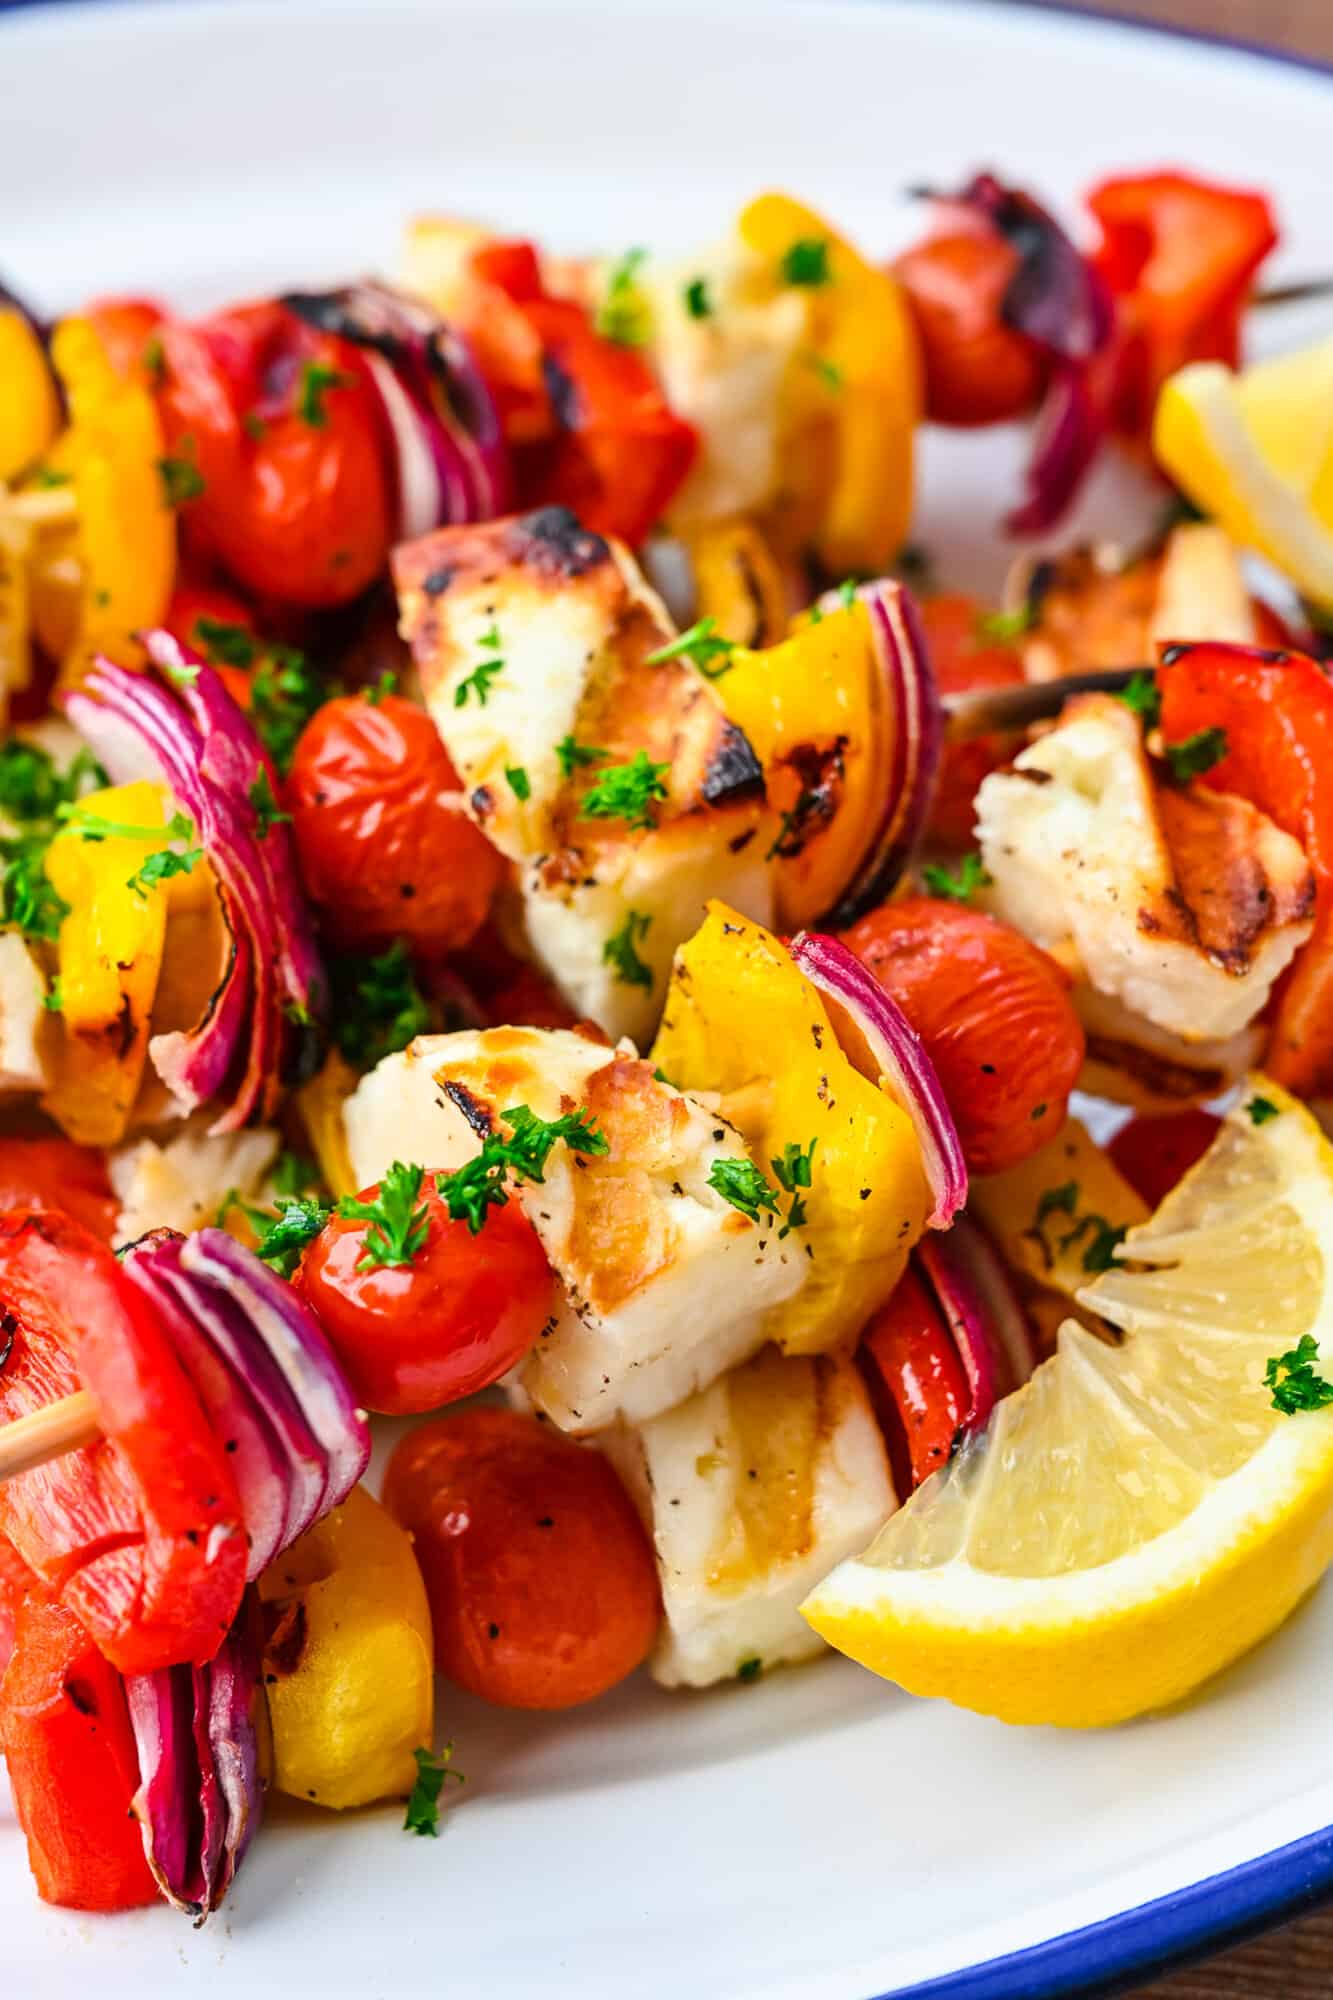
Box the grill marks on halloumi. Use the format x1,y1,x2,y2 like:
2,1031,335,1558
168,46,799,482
977,693,1314,1044
342,1026,807,1433
393,506,775,1042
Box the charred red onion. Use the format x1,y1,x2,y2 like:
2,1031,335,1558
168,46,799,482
789,931,966,1229
126,1597,264,1921
64,639,327,1130
120,1228,369,1580
282,281,509,534
920,172,1115,535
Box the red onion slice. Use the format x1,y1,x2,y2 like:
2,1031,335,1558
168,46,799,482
125,1598,265,1921
790,931,966,1229
916,1229,1001,1434
65,644,327,1129
938,1211,1042,1392
364,350,446,539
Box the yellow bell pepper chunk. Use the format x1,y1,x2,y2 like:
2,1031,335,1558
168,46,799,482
682,516,789,649
718,597,887,930
652,903,930,1354
738,192,921,580
48,316,175,680
297,1050,362,1201
42,779,188,1146
259,1486,434,1813
970,1116,1149,1307
0,307,61,483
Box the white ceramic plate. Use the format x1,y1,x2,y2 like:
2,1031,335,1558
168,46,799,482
4,3,1333,1994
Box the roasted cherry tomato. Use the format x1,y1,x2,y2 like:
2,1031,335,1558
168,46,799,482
858,1264,968,1493
0,1208,246,1675
1107,1108,1220,1211
0,1138,118,1244
286,692,504,956
298,1178,556,1416
476,240,696,546
894,230,1047,428
157,300,393,608
84,294,166,386
1158,642,1333,1095
383,1406,660,1710
844,897,1085,1175
0,1591,158,1912
919,593,1026,850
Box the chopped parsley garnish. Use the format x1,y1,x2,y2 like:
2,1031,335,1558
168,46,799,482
363,669,397,706
215,1186,277,1235
1029,1180,1126,1274
602,908,653,988
157,453,205,507
708,1156,781,1224
772,1138,817,1233
765,789,818,864
736,1657,762,1684
506,765,532,803
1,841,69,941
975,602,1035,645
297,361,353,428
1265,1335,1333,1415
193,618,257,669
126,835,203,900
248,645,330,777
1117,670,1161,728
555,735,607,781
1247,1095,1280,1127
248,766,291,838
403,1743,464,1837
254,1196,332,1278
1035,1181,1079,1226
1164,726,1227,783
837,578,860,610
30,464,71,489
683,275,713,320
41,977,63,1014
454,625,505,708
580,751,670,831
59,804,191,845
921,853,992,904
273,1149,323,1199
437,1104,608,1236
781,238,831,287
333,940,432,1071
595,248,650,346
160,654,201,688
338,1160,431,1271
645,616,734,680
0,740,103,827
804,352,843,392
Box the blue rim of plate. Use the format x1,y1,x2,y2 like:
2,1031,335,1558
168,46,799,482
5,0,1333,1991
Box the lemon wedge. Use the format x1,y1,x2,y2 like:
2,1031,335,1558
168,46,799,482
802,1080,1333,1725
1153,338,1333,609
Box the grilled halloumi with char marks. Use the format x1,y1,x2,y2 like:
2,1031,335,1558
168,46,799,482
603,1343,895,1688
393,506,775,1043
977,693,1314,1045
343,1026,807,1431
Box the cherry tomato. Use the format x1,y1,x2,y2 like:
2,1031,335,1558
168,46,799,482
84,295,165,386
0,1139,118,1244
844,897,1085,1175
298,1179,555,1416
894,231,1047,427
157,301,393,608
919,593,1026,850
858,1264,968,1493
286,693,504,955
383,1406,660,1710
1107,1108,1220,1211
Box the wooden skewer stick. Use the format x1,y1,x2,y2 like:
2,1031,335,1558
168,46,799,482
0,1390,101,1483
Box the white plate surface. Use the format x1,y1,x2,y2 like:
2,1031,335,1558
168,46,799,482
3,3,1333,1994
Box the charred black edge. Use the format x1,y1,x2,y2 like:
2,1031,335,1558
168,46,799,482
700,721,766,808
510,506,610,578
1159,641,1294,669
281,289,402,361
441,1078,495,1139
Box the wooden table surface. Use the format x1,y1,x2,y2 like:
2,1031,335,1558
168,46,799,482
1022,4,1332,1992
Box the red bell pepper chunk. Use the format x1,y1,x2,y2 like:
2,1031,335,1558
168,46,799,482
1158,641,1333,1095
0,1591,158,1912
858,1264,969,1493
476,239,696,547
0,1210,246,1676
1087,170,1278,441
0,1527,35,1676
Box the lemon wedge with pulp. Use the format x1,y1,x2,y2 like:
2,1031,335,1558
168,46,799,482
802,1080,1333,1725
1153,337,1333,609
